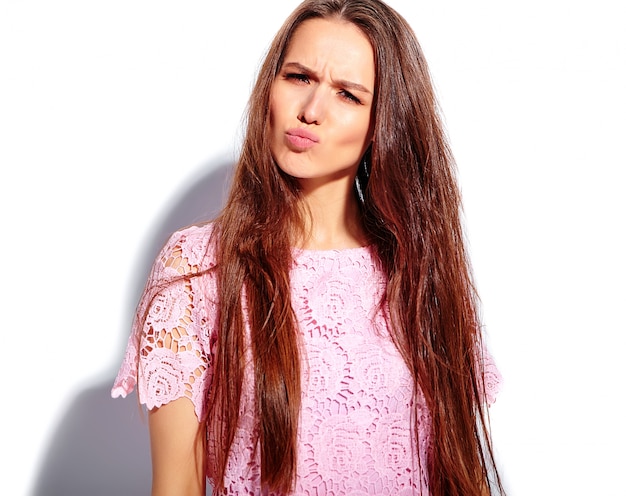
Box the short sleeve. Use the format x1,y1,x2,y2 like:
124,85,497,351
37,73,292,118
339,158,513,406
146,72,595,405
478,343,502,406
111,224,218,421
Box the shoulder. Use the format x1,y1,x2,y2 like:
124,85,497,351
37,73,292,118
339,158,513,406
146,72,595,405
157,222,217,277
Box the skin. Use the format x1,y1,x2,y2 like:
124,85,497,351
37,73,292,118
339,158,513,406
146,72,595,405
148,398,205,495
269,18,376,249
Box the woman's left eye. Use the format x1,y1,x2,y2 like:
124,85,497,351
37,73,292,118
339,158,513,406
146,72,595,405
339,90,362,104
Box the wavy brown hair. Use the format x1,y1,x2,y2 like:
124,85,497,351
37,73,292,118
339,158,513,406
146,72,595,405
206,0,505,494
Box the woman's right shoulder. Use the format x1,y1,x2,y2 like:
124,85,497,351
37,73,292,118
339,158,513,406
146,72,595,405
157,221,219,276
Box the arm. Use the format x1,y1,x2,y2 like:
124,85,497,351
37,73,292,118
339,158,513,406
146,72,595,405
113,226,217,494
148,397,206,496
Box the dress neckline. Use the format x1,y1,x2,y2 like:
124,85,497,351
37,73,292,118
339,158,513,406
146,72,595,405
292,244,374,256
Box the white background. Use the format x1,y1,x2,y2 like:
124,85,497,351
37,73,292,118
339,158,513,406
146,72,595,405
1,1,624,495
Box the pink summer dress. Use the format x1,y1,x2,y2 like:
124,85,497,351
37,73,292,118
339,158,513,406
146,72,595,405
112,223,500,495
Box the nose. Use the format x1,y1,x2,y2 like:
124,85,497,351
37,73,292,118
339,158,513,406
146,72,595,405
298,87,327,125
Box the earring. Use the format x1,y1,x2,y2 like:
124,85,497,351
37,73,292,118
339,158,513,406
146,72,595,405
354,154,370,204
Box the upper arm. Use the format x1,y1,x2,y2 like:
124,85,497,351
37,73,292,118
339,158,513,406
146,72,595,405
148,397,206,496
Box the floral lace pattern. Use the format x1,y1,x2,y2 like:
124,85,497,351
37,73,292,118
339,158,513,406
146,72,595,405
112,225,217,420
112,223,501,495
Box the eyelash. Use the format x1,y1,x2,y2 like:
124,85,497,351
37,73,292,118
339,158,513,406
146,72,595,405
339,90,361,105
285,72,310,84
284,73,363,105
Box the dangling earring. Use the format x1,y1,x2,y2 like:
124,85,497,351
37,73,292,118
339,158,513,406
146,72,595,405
354,153,370,204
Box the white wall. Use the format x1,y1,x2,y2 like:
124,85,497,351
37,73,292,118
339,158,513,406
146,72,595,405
1,1,623,494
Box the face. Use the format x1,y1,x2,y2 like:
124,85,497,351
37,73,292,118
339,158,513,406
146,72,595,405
269,18,375,193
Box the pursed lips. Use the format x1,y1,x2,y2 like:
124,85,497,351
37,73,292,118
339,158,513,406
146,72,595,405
286,128,320,150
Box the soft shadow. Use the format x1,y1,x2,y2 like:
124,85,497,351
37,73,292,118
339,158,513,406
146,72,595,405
32,159,233,496
130,157,235,313
32,384,152,496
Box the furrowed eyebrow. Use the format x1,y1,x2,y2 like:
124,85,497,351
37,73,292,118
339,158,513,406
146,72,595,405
282,62,373,95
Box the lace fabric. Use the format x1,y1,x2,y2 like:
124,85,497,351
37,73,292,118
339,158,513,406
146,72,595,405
112,224,217,420
112,223,501,495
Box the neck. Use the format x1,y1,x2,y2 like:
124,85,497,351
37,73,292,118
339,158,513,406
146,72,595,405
297,177,367,250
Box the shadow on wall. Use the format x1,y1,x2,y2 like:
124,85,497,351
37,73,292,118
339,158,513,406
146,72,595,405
32,159,234,496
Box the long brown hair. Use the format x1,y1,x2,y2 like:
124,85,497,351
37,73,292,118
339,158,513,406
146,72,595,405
207,0,505,494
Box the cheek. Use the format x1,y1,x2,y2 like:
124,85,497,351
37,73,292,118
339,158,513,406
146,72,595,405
337,113,373,146
269,85,288,116
268,101,282,152
269,92,290,139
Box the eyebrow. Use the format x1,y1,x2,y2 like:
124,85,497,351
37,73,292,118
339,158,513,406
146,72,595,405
282,62,373,95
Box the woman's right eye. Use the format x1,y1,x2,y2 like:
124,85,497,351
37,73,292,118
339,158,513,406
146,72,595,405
285,73,310,84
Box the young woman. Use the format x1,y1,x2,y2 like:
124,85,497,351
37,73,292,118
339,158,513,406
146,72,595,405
112,1,505,494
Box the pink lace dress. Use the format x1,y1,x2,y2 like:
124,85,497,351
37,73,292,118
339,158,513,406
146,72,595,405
112,223,500,495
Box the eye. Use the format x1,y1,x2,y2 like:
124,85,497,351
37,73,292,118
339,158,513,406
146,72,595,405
285,73,310,84
339,90,362,105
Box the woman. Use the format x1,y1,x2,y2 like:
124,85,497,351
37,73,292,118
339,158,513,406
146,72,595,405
112,0,505,494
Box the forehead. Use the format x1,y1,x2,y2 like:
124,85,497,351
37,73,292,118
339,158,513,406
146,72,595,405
283,18,375,86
